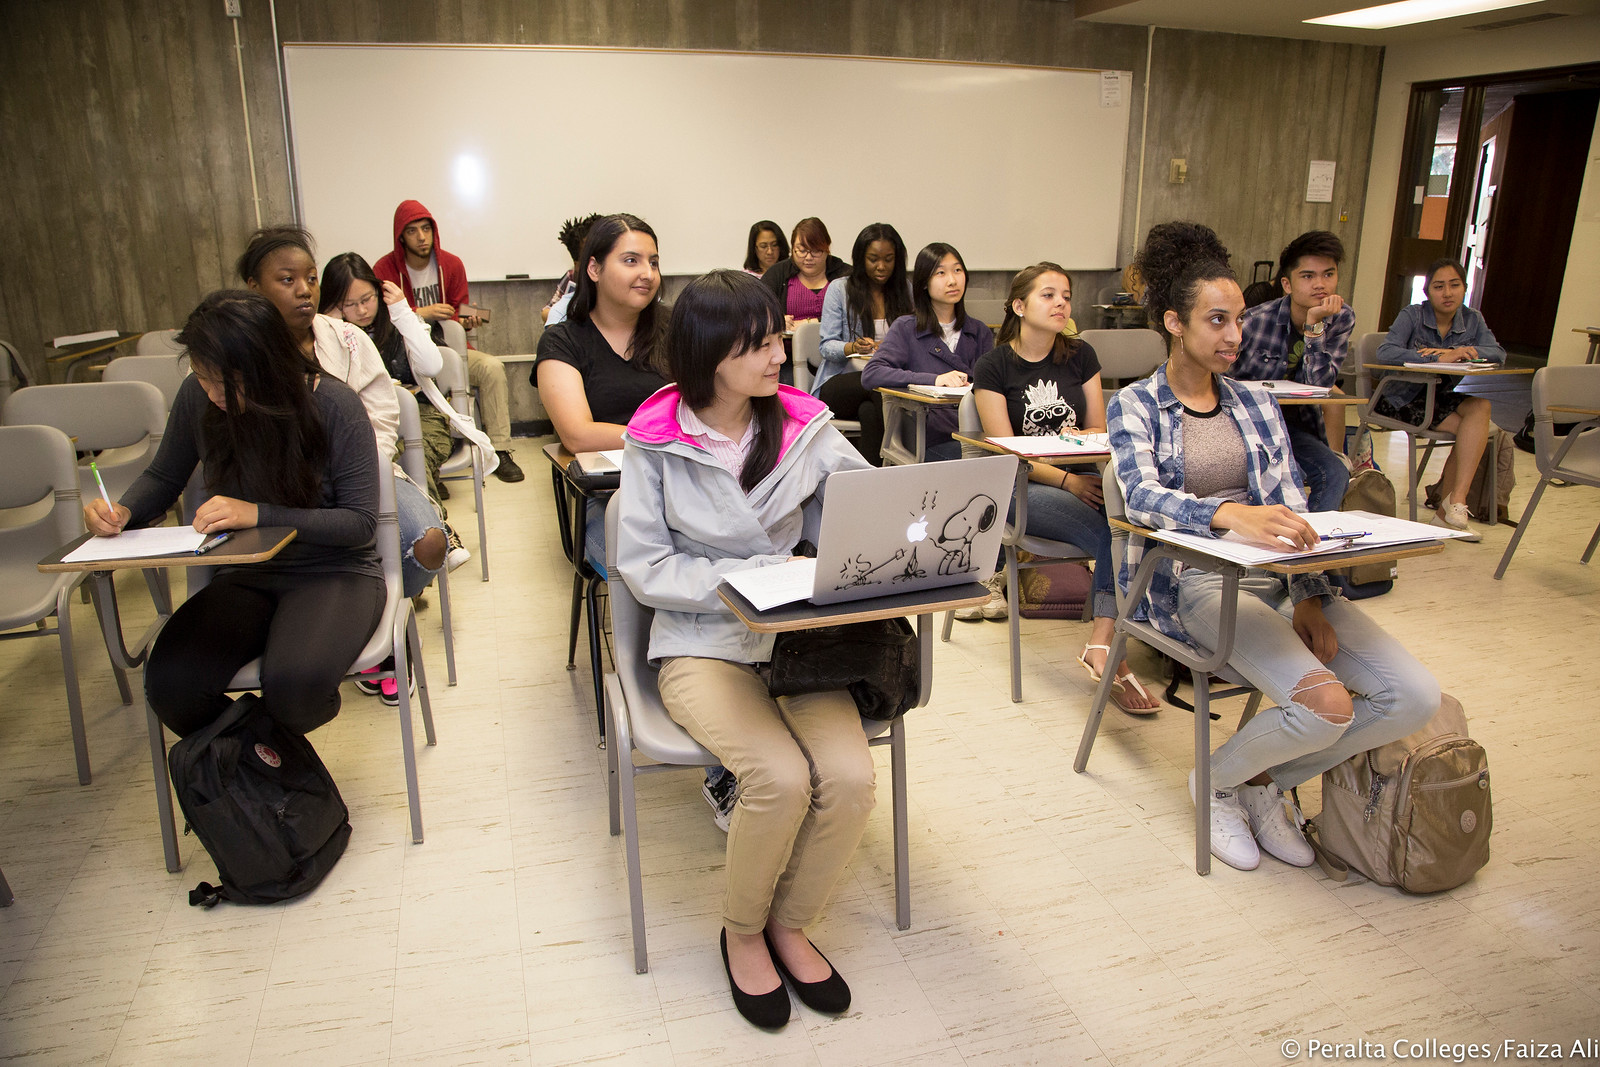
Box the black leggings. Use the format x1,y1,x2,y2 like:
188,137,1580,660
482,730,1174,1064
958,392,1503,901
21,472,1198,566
817,371,885,466
146,568,387,738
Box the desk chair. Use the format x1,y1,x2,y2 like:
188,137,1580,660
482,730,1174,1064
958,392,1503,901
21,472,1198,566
0,424,133,785
144,443,437,873
102,353,190,411
1076,328,1164,388
601,497,910,973
3,381,174,613
396,387,457,685
941,393,1095,702
1072,473,1262,876
133,329,183,356
1357,332,1496,522
791,321,862,436
435,346,490,581
1494,366,1600,579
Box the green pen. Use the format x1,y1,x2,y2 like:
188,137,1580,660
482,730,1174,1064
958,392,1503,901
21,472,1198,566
88,459,115,515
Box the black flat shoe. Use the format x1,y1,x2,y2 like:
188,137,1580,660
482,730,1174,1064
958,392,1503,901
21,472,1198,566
721,929,791,1029
764,930,851,1014
494,451,525,483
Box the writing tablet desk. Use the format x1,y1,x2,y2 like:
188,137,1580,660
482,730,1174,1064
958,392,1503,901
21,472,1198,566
542,442,621,736
43,331,144,383
875,387,964,467
1548,405,1600,420
719,578,986,930
1073,518,1444,875
1573,327,1599,366
40,526,296,872
1272,394,1366,407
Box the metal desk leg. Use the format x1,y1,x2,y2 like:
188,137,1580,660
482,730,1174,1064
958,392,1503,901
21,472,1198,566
147,702,181,873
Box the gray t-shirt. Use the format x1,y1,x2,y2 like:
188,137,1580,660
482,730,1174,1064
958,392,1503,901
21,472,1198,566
1181,401,1251,505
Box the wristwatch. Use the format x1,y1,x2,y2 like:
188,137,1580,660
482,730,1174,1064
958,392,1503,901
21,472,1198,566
1303,321,1326,338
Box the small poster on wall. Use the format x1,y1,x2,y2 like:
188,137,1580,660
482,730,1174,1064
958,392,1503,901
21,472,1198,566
1306,160,1336,203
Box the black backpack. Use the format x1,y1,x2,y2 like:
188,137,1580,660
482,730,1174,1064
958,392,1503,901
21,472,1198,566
1241,260,1278,308
168,693,352,907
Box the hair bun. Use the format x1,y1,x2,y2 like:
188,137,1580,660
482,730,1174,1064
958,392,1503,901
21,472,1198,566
1134,221,1234,338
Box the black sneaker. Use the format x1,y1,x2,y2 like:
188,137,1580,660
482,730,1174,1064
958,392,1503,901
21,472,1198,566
702,770,738,832
494,451,525,483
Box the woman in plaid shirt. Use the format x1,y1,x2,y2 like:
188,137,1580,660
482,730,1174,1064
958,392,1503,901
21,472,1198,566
1106,222,1439,873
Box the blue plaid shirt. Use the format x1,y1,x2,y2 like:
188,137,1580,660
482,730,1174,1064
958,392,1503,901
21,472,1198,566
1107,365,1335,649
1231,295,1354,439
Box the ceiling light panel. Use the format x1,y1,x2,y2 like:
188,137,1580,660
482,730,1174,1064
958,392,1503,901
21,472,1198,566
1306,0,1542,29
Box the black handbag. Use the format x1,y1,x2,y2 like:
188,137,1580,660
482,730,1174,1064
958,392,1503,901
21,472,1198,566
760,618,919,721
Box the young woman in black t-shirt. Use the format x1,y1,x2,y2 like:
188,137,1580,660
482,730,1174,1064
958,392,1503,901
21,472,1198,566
535,213,669,453
971,263,1159,713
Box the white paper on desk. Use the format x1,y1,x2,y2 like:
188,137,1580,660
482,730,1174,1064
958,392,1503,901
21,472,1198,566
987,433,1110,457
1257,380,1330,398
575,449,624,474
1402,361,1495,371
63,526,207,563
52,329,119,348
908,383,972,398
722,559,816,611
1141,510,1469,566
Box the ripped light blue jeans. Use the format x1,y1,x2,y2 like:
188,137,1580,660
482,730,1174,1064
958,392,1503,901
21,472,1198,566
1176,570,1440,790
397,472,446,599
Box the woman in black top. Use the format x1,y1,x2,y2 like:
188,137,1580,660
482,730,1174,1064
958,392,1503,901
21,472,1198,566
83,291,386,738
971,263,1158,713
535,213,669,453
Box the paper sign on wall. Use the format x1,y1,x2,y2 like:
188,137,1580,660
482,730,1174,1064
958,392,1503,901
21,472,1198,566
1306,160,1336,203
1100,71,1122,108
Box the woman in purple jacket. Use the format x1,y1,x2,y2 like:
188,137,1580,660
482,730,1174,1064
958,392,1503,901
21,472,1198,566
860,242,994,461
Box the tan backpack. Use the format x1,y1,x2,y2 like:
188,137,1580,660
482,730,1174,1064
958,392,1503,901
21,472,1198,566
1304,693,1491,893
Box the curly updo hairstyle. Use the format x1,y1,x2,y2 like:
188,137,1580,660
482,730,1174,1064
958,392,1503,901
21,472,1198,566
1134,222,1235,340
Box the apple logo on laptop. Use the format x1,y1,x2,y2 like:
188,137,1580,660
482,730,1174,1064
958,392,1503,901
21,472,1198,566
906,515,929,543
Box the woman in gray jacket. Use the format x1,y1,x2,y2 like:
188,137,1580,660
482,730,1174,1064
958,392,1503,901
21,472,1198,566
616,271,871,1030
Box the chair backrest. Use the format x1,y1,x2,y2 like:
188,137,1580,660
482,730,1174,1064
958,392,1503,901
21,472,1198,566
793,320,822,371
0,424,82,554
440,318,469,359
1,381,168,501
792,349,814,393
393,385,427,488
605,494,663,717
965,298,1007,328
1,340,30,402
102,353,190,410
1078,328,1165,383
955,392,984,458
1531,365,1600,478
1354,332,1383,397
134,329,183,356
1101,464,1130,611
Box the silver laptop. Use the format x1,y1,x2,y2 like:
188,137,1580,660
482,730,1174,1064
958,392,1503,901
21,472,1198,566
808,454,1018,606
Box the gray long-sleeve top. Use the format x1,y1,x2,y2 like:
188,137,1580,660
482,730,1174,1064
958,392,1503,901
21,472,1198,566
118,374,381,579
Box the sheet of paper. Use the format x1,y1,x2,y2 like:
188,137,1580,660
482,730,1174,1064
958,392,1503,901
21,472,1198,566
722,558,817,612
63,526,207,564
1100,70,1123,108
575,449,624,474
986,433,1110,457
1137,510,1469,566
1305,160,1336,203
52,329,119,348
1257,380,1330,398
908,383,972,398
1402,361,1495,371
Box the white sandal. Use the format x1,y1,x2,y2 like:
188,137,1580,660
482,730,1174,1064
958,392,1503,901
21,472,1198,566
1076,644,1161,716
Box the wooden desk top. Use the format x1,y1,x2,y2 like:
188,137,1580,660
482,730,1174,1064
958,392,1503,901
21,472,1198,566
1363,362,1534,377
39,526,297,573
1548,405,1600,418
876,387,965,405
1275,394,1366,406
1107,517,1445,575
542,441,576,467
719,580,989,633
43,331,144,365
952,433,1108,466
1573,327,1600,337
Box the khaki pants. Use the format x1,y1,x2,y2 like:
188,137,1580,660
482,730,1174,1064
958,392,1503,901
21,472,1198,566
464,347,511,451
657,657,875,934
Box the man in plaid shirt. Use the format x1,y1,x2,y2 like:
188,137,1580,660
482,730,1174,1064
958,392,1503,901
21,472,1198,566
1231,231,1355,511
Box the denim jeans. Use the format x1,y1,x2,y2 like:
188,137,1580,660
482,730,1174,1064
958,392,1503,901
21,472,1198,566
924,438,961,463
1008,480,1117,619
397,473,445,599
1177,570,1440,789
1288,427,1350,512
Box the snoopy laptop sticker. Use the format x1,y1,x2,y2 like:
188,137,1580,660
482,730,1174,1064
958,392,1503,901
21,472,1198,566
721,454,1019,611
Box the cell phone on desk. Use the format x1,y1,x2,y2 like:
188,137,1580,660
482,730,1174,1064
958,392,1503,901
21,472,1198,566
458,303,491,324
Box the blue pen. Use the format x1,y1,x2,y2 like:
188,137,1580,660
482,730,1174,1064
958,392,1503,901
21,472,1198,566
1320,531,1372,541
195,532,233,555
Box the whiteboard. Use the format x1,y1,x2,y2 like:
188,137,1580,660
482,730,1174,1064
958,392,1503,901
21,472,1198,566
284,46,1132,280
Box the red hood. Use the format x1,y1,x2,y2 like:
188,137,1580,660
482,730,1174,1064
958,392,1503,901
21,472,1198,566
391,199,440,263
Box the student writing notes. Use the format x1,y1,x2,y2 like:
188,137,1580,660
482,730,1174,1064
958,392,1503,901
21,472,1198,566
85,291,385,739
616,271,871,1030
970,263,1158,711
1374,257,1504,542
860,242,995,461
1107,222,1439,872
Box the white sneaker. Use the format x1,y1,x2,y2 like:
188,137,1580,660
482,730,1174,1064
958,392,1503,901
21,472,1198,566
444,524,472,571
1189,770,1260,871
1431,498,1482,542
1236,782,1314,867
954,572,1008,621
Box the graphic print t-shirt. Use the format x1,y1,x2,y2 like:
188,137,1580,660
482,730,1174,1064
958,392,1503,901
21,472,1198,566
972,340,1102,436
406,259,442,310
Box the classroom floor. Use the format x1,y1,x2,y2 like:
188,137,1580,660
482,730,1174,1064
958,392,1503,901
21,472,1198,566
2,433,1598,1067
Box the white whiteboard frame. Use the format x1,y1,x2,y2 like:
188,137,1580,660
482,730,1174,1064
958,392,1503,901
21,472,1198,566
284,44,1133,281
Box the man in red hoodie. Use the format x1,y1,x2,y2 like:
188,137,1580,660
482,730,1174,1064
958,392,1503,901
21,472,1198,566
375,199,523,482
